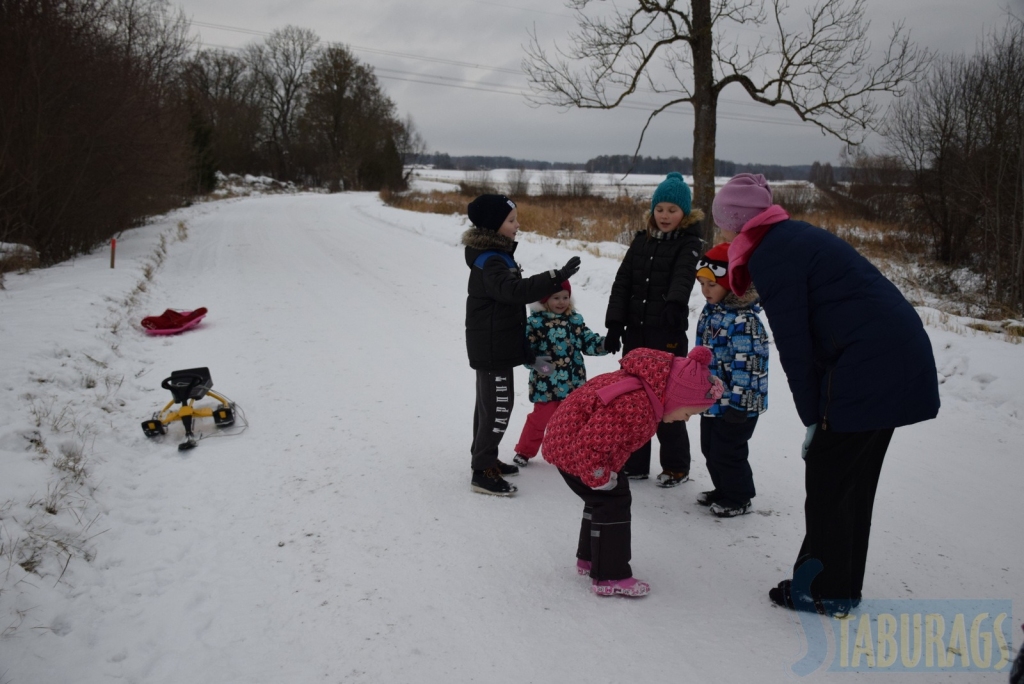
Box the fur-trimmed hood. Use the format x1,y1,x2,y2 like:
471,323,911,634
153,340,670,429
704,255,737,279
719,282,761,310
461,227,516,252
528,299,576,314
645,208,705,237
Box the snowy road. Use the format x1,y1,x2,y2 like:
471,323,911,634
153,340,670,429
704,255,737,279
1,191,1020,683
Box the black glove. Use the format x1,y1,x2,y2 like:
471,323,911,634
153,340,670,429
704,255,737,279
555,256,581,281
660,301,685,328
723,407,748,424
604,324,623,354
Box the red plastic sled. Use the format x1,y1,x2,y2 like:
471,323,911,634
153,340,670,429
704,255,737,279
141,308,208,335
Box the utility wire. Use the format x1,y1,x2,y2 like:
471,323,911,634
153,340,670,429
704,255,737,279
195,22,818,130
192,20,522,75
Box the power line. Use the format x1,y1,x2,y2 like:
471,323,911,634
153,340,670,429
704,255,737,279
191,20,522,75
195,21,819,130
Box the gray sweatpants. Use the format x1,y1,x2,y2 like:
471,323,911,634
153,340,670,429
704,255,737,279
470,369,514,470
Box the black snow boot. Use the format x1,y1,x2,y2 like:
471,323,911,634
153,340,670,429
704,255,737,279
494,460,520,477
696,489,722,506
471,467,517,496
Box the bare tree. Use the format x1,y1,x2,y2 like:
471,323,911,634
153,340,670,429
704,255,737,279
0,0,190,265
506,167,532,196
181,49,264,176
524,0,926,238
539,171,564,197
110,0,193,97
247,26,320,180
299,44,407,190
886,17,1024,312
396,114,428,183
838,148,910,221
566,170,593,197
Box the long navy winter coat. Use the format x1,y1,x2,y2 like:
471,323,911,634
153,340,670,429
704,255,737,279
748,219,940,432
463,228,564,371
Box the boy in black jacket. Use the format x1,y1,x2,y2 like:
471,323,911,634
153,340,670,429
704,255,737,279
463,194,580,496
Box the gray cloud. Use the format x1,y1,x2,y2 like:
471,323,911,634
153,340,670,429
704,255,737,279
179,0,1019,165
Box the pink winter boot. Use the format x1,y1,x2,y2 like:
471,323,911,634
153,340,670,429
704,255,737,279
576,559,591,576
592,577,651,597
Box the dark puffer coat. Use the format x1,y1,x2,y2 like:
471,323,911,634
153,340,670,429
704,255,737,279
463,228,564,371
748,219,940,432
605,211,704,356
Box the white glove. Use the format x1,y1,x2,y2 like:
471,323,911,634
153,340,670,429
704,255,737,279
801,424,818,460
531,355,554,376
592,471,618,491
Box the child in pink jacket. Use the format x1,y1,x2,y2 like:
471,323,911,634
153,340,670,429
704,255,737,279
542,346,723,597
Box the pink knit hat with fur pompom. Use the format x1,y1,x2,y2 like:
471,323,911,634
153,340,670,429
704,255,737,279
662,347,724,414
712,173,773,233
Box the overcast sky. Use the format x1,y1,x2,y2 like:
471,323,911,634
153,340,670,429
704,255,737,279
175,0,1024,166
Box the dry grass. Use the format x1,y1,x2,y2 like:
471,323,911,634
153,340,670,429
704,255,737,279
381,189,648,244
385,185,1024,334
0,247,40,290
384,186,932,256
801,211,930,261
379,188,465,217
517,194,647,244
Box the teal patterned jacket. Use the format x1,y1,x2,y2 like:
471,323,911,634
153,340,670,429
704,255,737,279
695,287,770,418
524,310,608,403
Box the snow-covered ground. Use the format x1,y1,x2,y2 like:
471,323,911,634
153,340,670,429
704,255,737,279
0,185,1021,683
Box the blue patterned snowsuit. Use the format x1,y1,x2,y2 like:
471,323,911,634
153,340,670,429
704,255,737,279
695,297,769,418
695,290,769,507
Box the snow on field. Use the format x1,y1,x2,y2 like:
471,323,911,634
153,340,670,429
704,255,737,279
407,167,809,199
0,186,1021,683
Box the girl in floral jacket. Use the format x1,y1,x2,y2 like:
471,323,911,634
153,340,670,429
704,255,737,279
513,281,607,466
542,347,723,597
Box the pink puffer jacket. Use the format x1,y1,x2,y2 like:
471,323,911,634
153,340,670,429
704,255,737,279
542,348,674,488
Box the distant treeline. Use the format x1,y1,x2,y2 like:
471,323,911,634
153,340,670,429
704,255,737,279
586,155,852,182
412,153,585,172
414,152,850,182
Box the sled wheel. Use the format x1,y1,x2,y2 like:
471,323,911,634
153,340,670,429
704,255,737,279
213,404,235,427
142,419,166,437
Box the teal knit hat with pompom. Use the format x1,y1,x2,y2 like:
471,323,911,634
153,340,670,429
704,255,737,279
651,172,692,215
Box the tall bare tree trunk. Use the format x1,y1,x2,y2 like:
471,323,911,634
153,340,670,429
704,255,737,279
1016,127,1024,307
691,0,717,244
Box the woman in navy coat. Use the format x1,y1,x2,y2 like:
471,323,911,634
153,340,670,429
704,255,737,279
713,174,940,616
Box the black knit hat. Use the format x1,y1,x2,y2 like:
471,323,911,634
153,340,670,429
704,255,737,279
467,194,516,231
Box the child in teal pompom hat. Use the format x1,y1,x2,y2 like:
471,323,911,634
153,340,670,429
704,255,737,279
602,170,705,485
651,171,692,216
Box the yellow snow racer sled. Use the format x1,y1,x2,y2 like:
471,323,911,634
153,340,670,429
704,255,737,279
141,367,237,450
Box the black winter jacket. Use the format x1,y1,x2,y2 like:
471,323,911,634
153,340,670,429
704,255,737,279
605,211,705,356
463,228,565,370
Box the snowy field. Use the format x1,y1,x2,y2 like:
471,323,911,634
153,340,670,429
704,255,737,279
406,167,810,199
0,179,1021,683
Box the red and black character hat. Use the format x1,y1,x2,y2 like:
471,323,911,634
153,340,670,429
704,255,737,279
540,280,571,304
695,242,731,292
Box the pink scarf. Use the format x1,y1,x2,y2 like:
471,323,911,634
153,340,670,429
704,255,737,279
595,376,664,422
727,205,790,296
